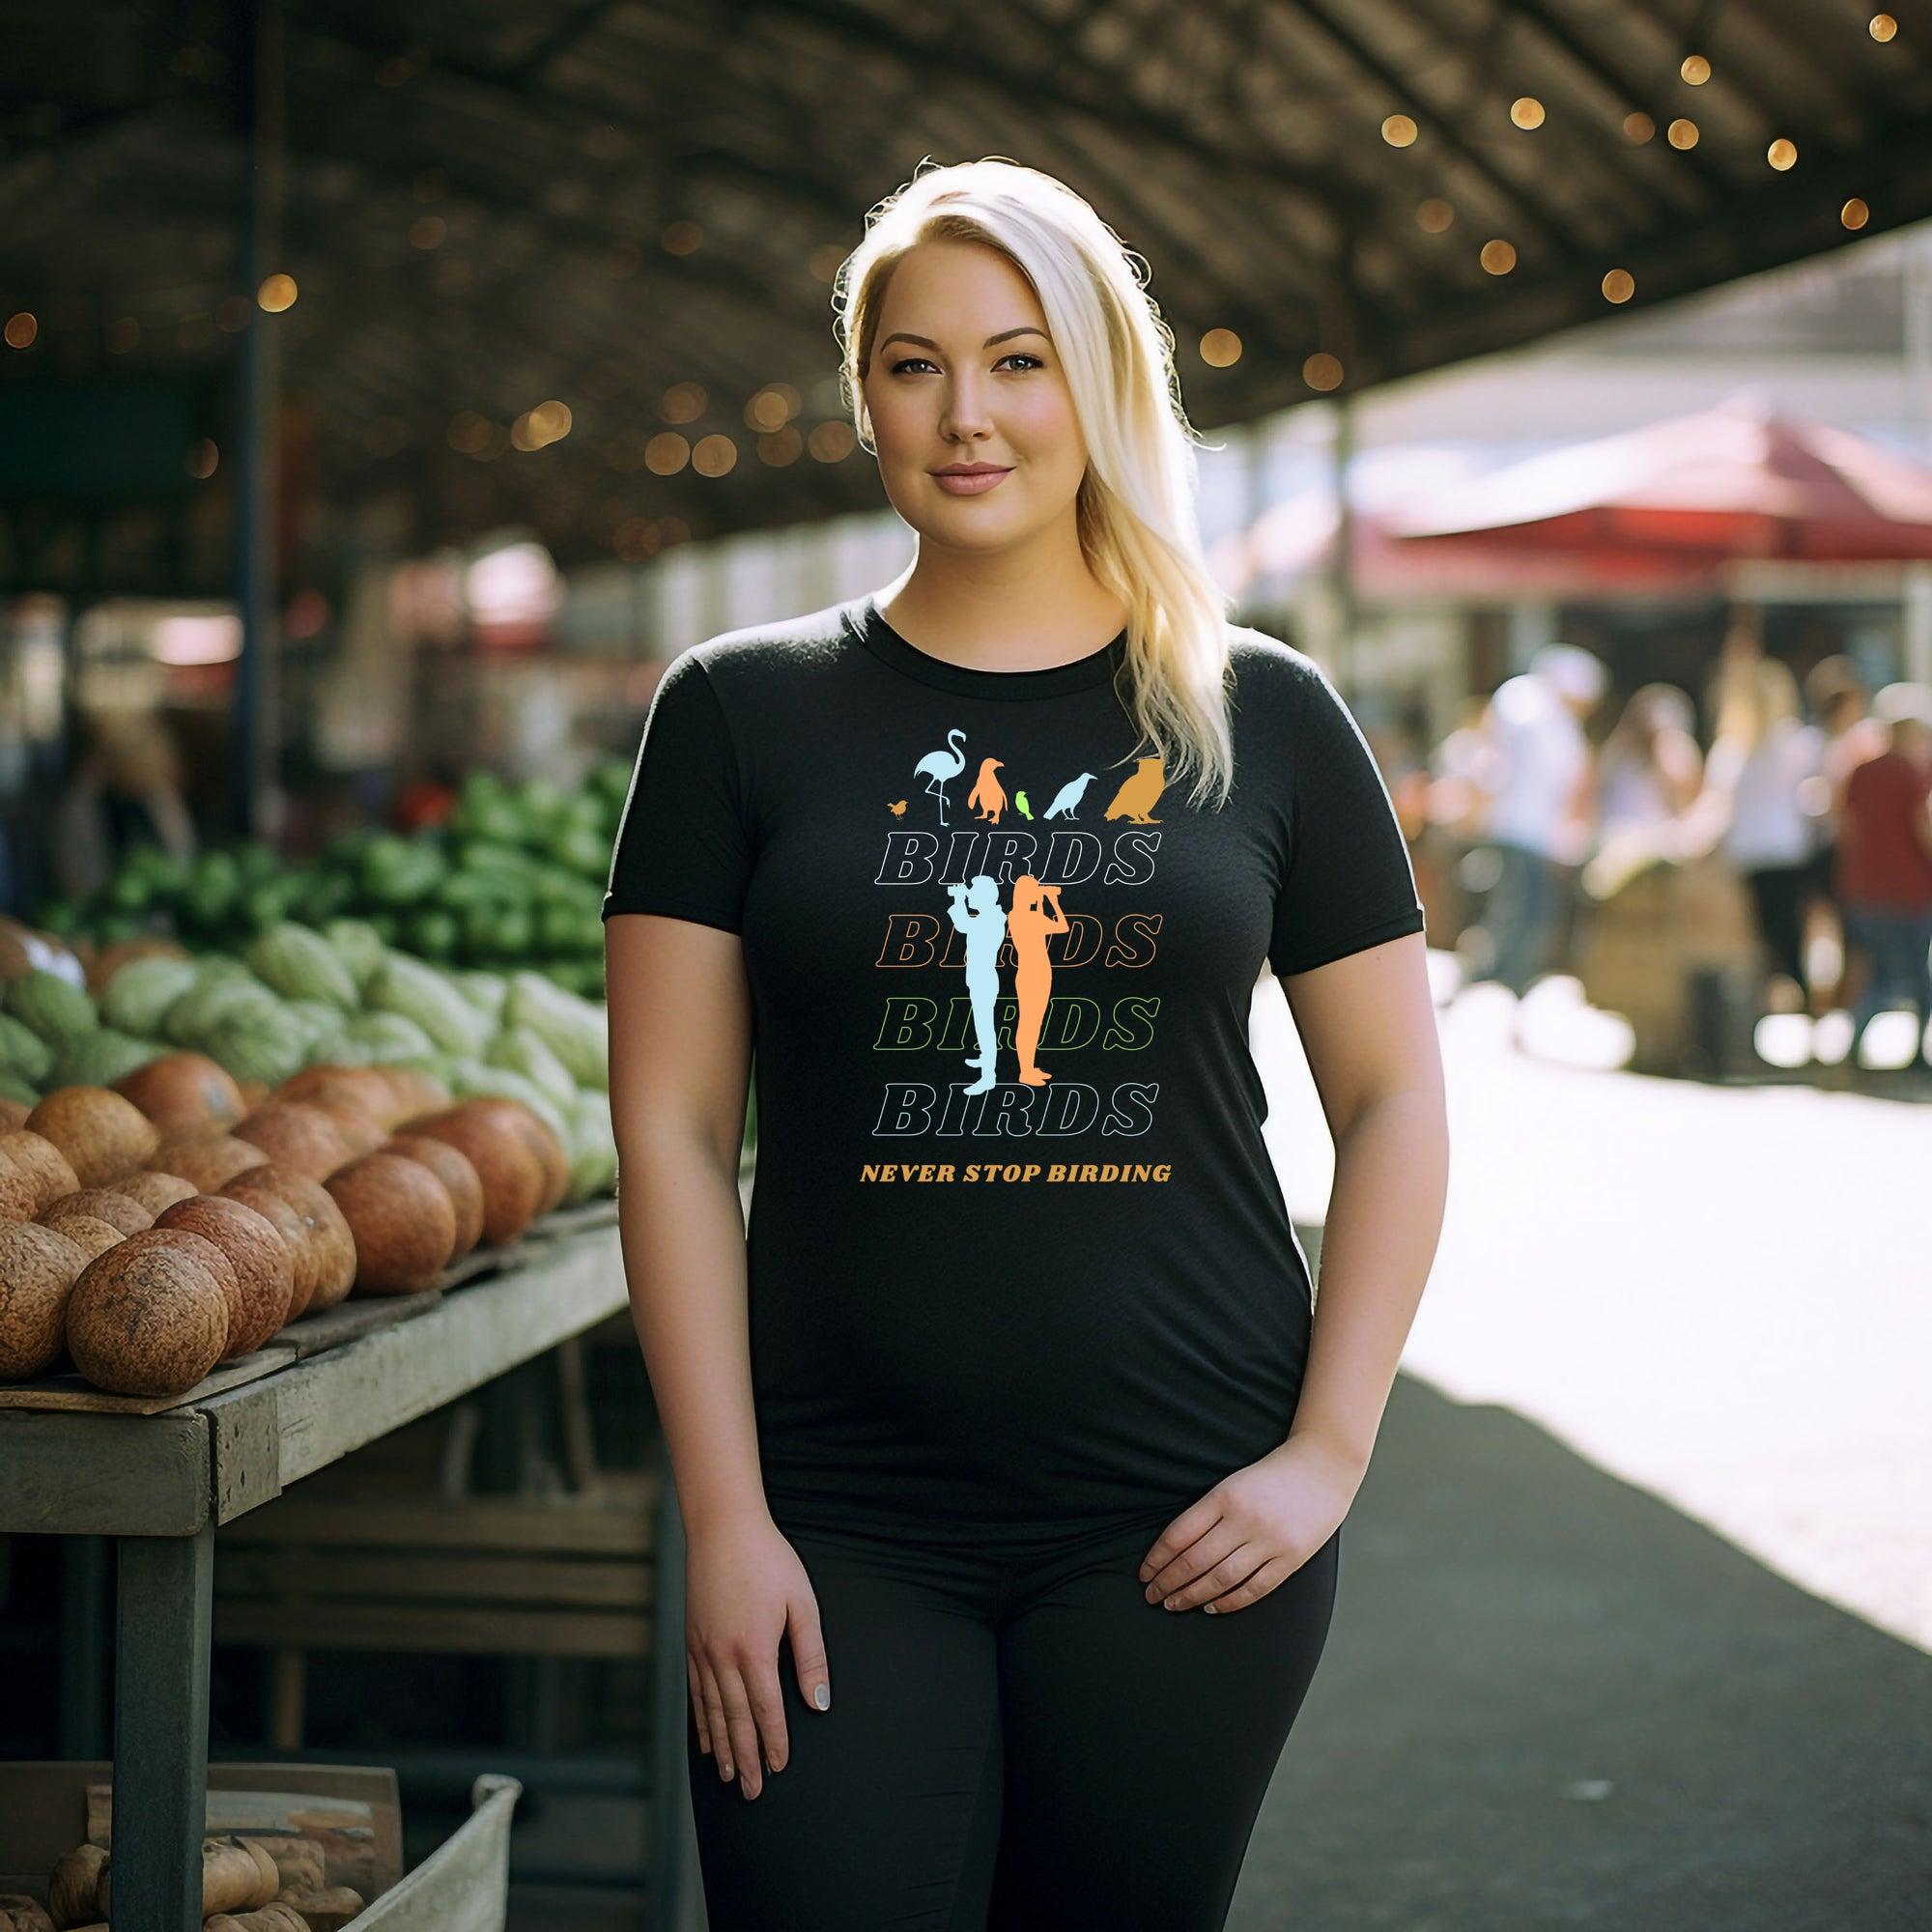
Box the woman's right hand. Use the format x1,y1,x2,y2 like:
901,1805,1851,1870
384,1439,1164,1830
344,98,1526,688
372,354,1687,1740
684,1511,833,1801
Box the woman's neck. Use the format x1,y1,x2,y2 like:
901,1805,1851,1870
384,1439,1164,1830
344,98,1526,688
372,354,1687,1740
876,551,1128,674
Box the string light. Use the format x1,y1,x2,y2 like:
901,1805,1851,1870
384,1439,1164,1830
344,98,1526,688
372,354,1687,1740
661,382,706,423
1767,139,1798,171
1480,239,1518,274
645,432,691,474
1302,353,1344,391
1666,118,1700,149
1623,112,1655,142
1381,114,1418,147
1680,55,1711,84
1841,198,1870,230
1602,270,1635,303
1509,97,1546,130
1200,327,1242,367
257,273,298,312
808,421,855,462
1869,14,1897,43
693,434,738,477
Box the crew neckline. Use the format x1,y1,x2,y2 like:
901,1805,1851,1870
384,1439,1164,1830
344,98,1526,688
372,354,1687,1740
847,592,1128,701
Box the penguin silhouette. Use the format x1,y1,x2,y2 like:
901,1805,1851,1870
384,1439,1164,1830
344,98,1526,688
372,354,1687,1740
967,756,1008,824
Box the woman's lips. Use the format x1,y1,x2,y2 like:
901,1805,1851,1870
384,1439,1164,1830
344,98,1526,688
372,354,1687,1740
932,468,1011,495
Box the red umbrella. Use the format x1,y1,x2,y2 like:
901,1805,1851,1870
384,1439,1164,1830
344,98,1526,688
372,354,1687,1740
1382,397,1932,562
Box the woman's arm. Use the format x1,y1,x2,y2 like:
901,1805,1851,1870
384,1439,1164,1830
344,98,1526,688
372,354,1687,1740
1279,929,1449,1478
606,910,770,1533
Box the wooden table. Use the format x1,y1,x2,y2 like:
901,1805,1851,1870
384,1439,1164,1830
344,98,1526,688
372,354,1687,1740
0,1213,691,1932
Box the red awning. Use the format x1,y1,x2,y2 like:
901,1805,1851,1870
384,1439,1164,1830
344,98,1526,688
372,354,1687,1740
1383,398,1932,562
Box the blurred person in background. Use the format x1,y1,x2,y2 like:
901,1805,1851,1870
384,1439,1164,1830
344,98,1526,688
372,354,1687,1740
1463,642,1606,995
1701,655,1826,1014
1802,656,1890,1008
1834,681,1932,1068
49,704,196,901
1579,683,1704,901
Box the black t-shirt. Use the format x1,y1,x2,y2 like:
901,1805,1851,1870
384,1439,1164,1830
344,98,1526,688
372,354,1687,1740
604,591,1425,1542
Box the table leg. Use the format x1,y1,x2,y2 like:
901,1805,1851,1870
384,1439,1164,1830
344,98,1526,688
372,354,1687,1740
113,1522,213,1932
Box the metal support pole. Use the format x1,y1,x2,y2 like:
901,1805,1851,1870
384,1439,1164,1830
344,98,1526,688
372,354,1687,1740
1329,394,1358,699
112,1523,214,1932
228,0,285,843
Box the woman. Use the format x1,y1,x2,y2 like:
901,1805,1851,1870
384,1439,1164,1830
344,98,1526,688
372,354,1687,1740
604,158,1448,1929
1703,655,1825,1009
1580,682,1703,902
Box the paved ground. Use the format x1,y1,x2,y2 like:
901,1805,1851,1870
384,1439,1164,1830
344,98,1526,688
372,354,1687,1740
1253,969,1932,1653
1235,967,1931,1930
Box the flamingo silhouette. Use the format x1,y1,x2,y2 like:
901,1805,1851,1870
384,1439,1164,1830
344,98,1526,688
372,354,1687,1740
915,728,968,825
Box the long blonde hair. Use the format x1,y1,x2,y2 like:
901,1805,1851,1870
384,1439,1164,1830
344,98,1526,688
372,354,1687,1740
835,157,1237,810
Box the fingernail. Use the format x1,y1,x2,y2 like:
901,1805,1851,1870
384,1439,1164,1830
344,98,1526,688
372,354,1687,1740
1139,1565,1151,1580
720,1760,733,1780
1164,1597,1179,1610
813,1684,830,1710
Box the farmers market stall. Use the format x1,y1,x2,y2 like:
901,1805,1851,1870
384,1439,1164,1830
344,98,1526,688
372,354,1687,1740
0,1204,692,1932
0,867,705,1927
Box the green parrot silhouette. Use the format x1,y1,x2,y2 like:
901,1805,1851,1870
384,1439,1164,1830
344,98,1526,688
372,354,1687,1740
1015,790,1033,821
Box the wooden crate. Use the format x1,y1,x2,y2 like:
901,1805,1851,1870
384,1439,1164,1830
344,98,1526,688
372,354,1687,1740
214,1473,660,1749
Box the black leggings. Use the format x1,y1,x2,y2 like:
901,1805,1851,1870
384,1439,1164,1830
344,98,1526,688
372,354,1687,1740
686,1507,1343,1930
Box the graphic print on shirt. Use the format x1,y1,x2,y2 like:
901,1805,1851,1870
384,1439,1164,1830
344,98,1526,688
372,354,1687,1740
869,724,1168,1179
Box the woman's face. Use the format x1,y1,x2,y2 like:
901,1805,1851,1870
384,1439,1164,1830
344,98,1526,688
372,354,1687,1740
861,239,1089,555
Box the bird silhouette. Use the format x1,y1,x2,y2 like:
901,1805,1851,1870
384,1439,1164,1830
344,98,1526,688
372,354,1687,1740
1014,790,1034,820
967,756,1008,823
914,729,968,825
888,799,908,817
1043,772,1097,820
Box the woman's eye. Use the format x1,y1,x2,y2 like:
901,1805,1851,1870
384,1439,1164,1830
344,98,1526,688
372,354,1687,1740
888,354,1044,375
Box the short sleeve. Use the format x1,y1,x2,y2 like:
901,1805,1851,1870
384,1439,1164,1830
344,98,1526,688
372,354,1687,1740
1268,663,1426,978
602,650,753,933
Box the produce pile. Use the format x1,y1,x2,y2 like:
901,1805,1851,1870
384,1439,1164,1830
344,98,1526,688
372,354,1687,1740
6,1831,363,1928
0,915,615,1208
28,762,634,1003
0,1050,589,1401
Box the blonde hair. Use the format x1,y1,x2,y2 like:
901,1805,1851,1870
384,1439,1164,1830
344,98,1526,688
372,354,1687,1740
1711,653,1801,751
835,157,1236,810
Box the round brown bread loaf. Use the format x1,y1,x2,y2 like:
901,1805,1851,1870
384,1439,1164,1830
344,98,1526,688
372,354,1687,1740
23,1088,160,1189
231,1101,357,1182
215,1174,323,1321
0,1128,82,1215
111,1052,247,1137
38,1187,153,1238
325,1151,458,1293
153,1196,296,1358
401,1109,542,1246
64,1229,231,1396
231,1166,357,1312
0,1220,93,1378
147,1133,270,1193
384,1133,485,1258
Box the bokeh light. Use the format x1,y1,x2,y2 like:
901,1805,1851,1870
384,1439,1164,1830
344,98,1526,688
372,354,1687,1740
1200,327,1242,368
1510,98,1546,130
257,273,298,312
1480,239,1518,275
1381,114,1418,148
1768,139,1798,171
1667,118,1700,149
4,312,39,350
1602,270,1635,303
1302,353,1345,392
1417,198,1455,233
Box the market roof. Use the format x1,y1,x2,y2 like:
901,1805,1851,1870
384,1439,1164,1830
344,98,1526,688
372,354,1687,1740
4,1,1932,582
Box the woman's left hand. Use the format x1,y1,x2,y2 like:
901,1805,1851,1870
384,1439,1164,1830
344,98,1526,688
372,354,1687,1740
1138,1432,1366,1616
